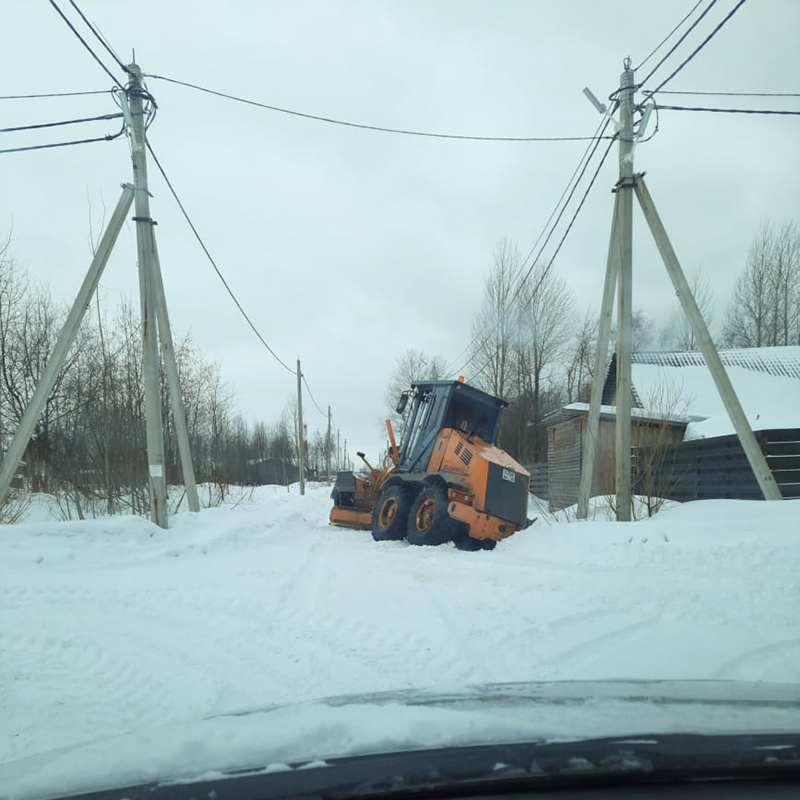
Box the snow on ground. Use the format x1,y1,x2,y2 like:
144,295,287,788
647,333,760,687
1,484,799,769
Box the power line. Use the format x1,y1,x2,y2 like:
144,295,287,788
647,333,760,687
467,135,616,385
144,74,616,143
538,139,617,282
48,0,126,89
302,375,327,418
654,90,800,97
0,130,124,155
0,90,110,100
449,116,616,380
67,0,130,75
144,140,295,375
509,136,617,317
512,118,616,299
657,104,800,116
443,113,616,377
636,0,719,88
645,0,749,97
1,112,123,134
635,0,705,71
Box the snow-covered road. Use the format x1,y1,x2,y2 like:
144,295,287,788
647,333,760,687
2,485,799,765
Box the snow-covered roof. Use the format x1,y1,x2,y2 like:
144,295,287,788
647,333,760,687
554,402,693,427
623,346,800,440
632,346,800,379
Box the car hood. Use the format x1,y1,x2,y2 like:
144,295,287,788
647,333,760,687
2,679,799,800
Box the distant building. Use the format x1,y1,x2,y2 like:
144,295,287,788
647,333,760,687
245,457,316,486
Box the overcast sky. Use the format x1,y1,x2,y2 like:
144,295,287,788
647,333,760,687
3,1,799,460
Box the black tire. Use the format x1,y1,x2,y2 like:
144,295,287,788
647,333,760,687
406,483,462,546
371,483,412,541
454,532,497,551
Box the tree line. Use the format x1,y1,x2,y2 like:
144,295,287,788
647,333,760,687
0,235,337,520
386,220,799,466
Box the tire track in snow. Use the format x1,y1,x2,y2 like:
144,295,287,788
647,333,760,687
0,621,175,761
539,601,666,678
403,569,498,683
273,542,475,692
711,636,800,681
1,576,300,752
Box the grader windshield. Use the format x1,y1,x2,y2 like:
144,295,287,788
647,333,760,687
396,380,506,473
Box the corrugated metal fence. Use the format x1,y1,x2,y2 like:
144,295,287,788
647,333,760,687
632,428,800,501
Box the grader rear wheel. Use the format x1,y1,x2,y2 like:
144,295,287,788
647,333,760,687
406,483,464,546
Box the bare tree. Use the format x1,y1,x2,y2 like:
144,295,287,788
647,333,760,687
660,268,715,351
723,220,800,347
630,381,692,519
469,239,519,398
0,232,337,518
564,308,598,403
512,261,575,461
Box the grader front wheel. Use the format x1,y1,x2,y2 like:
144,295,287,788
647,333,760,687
371,484,412,541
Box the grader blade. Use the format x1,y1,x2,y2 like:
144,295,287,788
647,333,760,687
329,505,373,530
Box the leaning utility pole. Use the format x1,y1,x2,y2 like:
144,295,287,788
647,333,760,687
576,193,620,520
150,236,200,513
296,358,305,495
0,187,135,507
634,179,782,501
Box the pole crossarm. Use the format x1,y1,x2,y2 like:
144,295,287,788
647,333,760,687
634,176,782,502
0,184,135,507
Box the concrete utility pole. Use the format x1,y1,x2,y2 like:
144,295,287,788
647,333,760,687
614,58,635,522
326,405,332,483
296,358,305,495
128,64,168,526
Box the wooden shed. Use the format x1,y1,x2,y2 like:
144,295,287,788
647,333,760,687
541,404,688,510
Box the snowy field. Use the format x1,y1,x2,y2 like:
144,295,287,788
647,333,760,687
2,484,799,770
